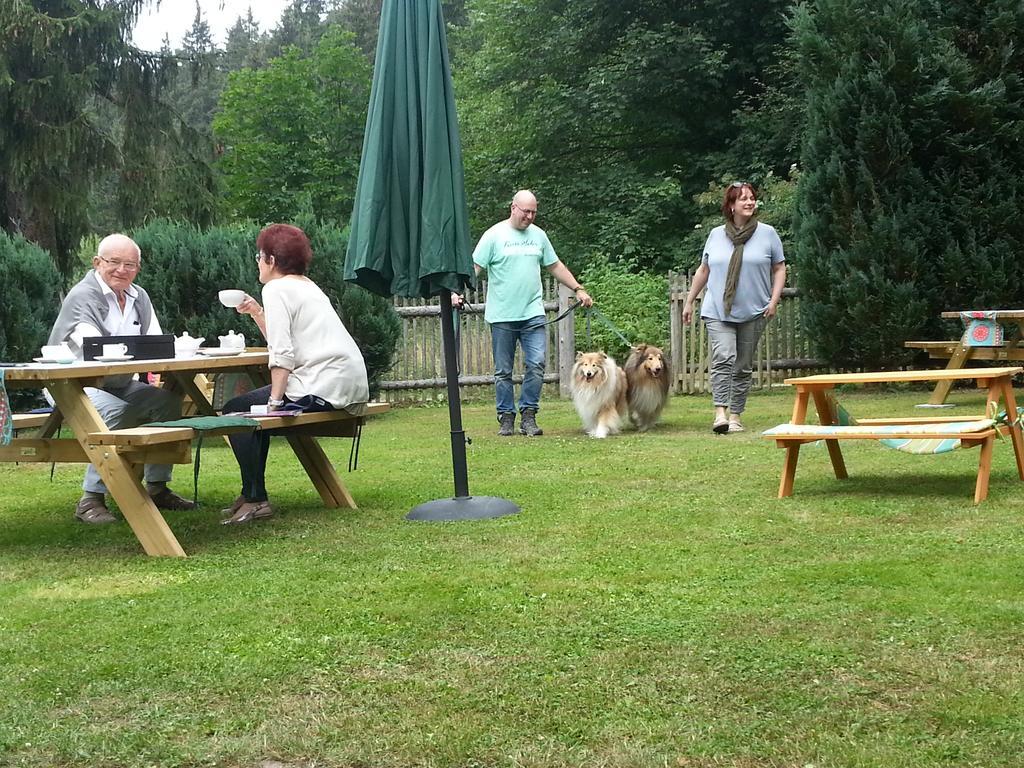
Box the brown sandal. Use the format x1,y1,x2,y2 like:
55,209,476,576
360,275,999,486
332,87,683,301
221,500,273,525
221,495,246,515
75,497,117,524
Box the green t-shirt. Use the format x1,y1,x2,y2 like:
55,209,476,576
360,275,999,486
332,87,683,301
473,221,558,322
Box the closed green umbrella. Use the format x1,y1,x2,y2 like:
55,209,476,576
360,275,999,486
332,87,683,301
345,0,472,298
345,0,517,521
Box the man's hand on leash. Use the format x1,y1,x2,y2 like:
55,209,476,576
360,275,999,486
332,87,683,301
575,287,594,308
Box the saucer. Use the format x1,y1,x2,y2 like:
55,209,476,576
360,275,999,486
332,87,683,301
198,348,244,357
34,357,76,364
94,355,134,362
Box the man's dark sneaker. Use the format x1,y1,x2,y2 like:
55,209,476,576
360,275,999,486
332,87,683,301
149,486,198,511
497,412,516,437
520,408,543,436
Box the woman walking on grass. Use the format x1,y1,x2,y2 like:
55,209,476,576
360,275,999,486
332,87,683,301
682,182,786,434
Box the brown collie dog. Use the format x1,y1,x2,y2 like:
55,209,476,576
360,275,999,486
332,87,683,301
570,351,628,438
624,344,670,431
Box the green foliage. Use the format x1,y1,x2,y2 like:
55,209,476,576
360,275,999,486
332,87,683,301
576,263,669,364
453,0,794,273
0,0,218,284
793,0,1024,368
131,218,400,393
0,231,62,364
213,27,371,225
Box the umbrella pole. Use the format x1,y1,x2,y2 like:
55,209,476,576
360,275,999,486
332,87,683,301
440,290,470,498
406,290,519,522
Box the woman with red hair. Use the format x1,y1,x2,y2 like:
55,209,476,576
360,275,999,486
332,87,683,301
223,223,369,524
682,182,786,434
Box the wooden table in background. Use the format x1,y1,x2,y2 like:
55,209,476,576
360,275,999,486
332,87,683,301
905,310,1024,405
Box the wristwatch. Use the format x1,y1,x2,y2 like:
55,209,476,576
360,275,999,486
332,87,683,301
268,397,285,407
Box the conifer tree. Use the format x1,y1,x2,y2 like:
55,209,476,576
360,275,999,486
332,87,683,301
793,0,1024,367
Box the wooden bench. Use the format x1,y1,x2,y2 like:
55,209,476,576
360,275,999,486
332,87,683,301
763,415,1011,504
84,402,389,511
86,402,389,450
904,339,1024,361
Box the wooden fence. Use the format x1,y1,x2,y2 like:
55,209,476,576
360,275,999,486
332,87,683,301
668,270,827,394
378,278,577,404
378,272,827,402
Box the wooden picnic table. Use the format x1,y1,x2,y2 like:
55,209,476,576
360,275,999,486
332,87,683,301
765,367,1024,503
1,352,385,557
905,309,1024,405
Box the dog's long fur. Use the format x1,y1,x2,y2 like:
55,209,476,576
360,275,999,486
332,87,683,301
624,344,670,431
571,351,628,438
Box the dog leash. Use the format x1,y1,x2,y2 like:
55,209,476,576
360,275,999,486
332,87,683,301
582,305,634,349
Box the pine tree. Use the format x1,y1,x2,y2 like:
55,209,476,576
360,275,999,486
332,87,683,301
793,0,1024,368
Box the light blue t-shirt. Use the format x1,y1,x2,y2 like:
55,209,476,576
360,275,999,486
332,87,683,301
699,222,785,323
473,221,558,323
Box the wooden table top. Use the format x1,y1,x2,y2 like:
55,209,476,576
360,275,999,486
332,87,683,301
2,351,269,385
940,309,1024,320
784,367,1022,386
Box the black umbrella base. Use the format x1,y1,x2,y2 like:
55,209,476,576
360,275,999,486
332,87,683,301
406,495,520,522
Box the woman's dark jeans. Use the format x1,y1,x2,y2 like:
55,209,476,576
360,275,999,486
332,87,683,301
224,385,272,502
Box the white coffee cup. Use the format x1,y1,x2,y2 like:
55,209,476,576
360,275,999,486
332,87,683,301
102,343,128,358
41,343,74,361
218,289,246,308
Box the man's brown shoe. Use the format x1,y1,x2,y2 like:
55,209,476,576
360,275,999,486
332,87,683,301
75,497,117,524
149,487,198,511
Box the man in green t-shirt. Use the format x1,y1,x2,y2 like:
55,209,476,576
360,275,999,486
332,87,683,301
458,190,592,437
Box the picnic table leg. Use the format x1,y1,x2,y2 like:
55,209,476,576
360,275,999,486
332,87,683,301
48,381,186,557
974,435,994,504
778,443,800,498
165,372,218,416
812,389,848,480
928,340,973,405
778,389,811,497
286,434,357,509
994,378,1024,480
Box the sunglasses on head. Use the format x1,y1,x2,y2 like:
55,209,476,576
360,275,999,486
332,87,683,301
730,181,748,188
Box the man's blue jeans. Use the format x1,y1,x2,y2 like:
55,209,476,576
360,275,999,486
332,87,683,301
490,316,547,416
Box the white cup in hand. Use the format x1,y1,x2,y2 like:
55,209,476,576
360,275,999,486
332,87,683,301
218,289,246,308
102,343,128,358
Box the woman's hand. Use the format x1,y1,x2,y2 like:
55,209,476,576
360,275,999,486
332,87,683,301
764,299,779,318
682,301,694,325
236,294,264,319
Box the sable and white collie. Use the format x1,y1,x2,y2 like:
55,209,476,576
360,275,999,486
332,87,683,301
624,344,671,432
571,351,628,438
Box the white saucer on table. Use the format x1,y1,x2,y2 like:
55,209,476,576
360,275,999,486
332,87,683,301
198,348,244,357
94,355,134,362
33,357,76,364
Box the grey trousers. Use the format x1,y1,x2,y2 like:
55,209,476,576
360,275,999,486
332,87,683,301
82,380,183,494
704,316,768,414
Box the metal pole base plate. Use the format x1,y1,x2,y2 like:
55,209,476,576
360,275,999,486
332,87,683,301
406,495,520,522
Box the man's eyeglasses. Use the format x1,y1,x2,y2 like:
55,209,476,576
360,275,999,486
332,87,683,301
513,203,538,215
98,257,140,272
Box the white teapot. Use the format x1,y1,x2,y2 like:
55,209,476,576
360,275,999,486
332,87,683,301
174,332,204,356
218,330,246,350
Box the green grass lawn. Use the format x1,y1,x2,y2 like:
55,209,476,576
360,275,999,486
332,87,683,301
1,388,1022,767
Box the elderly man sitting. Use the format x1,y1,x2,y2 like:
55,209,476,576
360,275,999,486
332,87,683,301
47,233,196,524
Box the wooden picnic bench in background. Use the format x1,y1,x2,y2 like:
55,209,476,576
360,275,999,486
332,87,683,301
763,367,1024,504
904,310,1024,405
